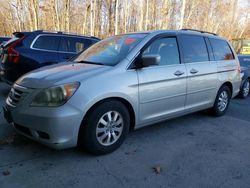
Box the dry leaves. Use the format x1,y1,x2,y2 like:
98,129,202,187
152,165,162,174
2,170,11,176
0,133,17,145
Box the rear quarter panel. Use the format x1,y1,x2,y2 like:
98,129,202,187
217,59,241,98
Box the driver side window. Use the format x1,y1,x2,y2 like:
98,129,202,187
142,37,180,66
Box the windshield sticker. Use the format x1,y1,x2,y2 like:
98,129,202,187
125,38,136,45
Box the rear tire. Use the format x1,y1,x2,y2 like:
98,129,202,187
78,100,130,155
210,85,231,116
239,79,250,99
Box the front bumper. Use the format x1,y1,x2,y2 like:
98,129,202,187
3,103,84,149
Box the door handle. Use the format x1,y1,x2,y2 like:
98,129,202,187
190,69,198,74
174,70,184,76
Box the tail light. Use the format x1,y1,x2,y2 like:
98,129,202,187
7,36,25,64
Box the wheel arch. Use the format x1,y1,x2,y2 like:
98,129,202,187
77,97,136,144
220,81,233,97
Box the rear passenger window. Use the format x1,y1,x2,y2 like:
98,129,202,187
142,37,180,66
209,38,234,60
59,37,91,53
181,35,209,63
33,35,60,51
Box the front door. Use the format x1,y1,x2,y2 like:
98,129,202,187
137,37,187,124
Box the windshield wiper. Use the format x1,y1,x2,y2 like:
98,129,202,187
75,60,104,65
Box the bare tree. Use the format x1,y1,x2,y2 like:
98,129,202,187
179,0,186,29
145,0,149,30
114,0,119,35
0,0,249,39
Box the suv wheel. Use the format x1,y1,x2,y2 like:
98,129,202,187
239,79,250,99
211,85,231,116
79,100,130,155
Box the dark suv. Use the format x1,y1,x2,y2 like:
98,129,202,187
0,30,100,84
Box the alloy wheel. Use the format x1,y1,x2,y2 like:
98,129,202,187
96,111,124,146
218,91,229,112
243,81,250,98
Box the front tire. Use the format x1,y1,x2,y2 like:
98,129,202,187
79,100,130,155
211,85,231,116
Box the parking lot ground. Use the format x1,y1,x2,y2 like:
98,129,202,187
0,81,250,188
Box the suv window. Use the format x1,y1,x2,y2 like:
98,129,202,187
32,35,60,51
142,37,180,66
238,56,250,67
59,37,92,53
209,38,235,60
181,35,209,63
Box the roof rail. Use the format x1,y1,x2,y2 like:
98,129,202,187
181,28,217,36
34,30,58,34
90,36,100,40
32,30,100,39
57,31,100,39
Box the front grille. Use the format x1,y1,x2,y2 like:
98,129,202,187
6,84,30,107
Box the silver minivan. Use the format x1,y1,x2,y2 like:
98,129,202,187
3,30,241,154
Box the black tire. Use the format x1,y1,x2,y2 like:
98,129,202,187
210,85,231,116
239,79,250,99
78,100,130,155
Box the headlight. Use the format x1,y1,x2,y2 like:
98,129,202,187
31,82,80,107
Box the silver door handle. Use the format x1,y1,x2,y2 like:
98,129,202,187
190,69,198,74
174,70,184,76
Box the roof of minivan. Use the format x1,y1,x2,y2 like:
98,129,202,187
127,29,225,40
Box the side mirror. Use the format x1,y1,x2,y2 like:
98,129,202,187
141,54,160,67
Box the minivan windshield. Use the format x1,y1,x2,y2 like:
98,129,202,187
73,33,147,66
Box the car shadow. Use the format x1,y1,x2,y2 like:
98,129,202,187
0,82,11,98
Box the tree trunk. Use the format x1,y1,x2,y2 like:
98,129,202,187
115,0,119,35
145,0,149,30
179,0,186,29
31,0,39,30
65,0,70,32
90,0,95,36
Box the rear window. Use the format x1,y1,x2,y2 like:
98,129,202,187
32,35,60,51
59,37,92,53
0,37,11,44
1,37,18,48
181,35,209,63
209,38,234,60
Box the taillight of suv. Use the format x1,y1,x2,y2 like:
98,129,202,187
7,36,25,64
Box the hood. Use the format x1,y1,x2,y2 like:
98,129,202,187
16,62,111,88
